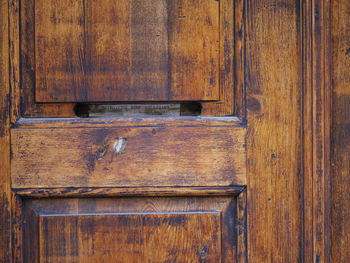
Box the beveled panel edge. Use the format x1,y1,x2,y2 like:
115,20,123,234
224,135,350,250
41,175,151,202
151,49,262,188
12,186,246,198
14,116,245,129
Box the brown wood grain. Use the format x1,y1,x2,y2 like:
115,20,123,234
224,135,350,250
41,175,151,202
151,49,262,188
246,0,302,261
233,0,246,120
130,0,169,100
0,0,11,261
35,0,86,102
14,186,244,198
301,0,332,262
15,116,242,128
34,0,220,102
167,0,219,101
331,0,350,261
20,0,75,117
201,0,235,116
236,188,247,263
2,0,340,261
11,127,246,188
22,196,237,262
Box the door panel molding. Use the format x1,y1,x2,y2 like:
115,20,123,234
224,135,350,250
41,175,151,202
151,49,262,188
301,0,332,262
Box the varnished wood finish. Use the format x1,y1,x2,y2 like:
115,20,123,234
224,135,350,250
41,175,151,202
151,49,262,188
246,0,302,261
11,127,246,188
39,213,220,262
301,0,332,262
35,0,219,102
20,0,75,117
201,0,234,116
0,0,11,261
1,0,343,261
331,0,350,261
14,186,244,198
22,197,239,262
233,0,246,120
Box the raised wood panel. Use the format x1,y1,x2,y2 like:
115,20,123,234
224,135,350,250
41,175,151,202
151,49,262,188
201,0,235,116
39,213,220,262
20,0,76,117
22,196,238,262
11,127,246,188
35,0,219,102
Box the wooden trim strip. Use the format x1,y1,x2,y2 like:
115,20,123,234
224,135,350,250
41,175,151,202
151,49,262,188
14,116,244,129
13,186,245,198
236,187,247,263
301,0,332,261
0,0,12,261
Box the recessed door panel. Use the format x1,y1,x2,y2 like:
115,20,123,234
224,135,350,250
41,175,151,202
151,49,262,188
22,197,239,262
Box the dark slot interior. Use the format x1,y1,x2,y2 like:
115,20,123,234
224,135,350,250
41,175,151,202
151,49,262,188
74,102,202,118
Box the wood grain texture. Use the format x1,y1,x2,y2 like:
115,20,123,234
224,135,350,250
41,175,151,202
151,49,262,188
22,196,237,262
233,0,247,120
245,0,302,261
331,0,350,261
39,213,220,262
12,194,23,263
236,188,247,263
301,0,332,262
201,0,235,116
35,0,219,102
168,0,219,101
20,0,75,117
0,0,11,261
14,186,244,198
11,127,246,188
35,0,86,101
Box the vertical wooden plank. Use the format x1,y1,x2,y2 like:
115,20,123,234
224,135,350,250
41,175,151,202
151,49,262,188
35,0,220,103
20,0,75,117
201,0,235,116
234,0,247,120
84,0,132,101
236,188,247,263
331,0,350,261
168,0,219,101
246,0,302,262
302,0,332,262
130,0,169,100
12,194,23,263
23,204,40,263
1,0,11,261
35,0,85,102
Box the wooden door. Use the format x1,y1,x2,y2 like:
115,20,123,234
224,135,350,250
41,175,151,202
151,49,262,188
0,0,343,262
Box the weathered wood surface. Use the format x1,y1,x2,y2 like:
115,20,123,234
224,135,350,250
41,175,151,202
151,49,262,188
14,186,244,198
11,127,246,188
15,116,242,128
0,0,11,261
35,0,219,102
331,0,350,261
246,0,302,261
22,196,237,262
301,0,332,262
201,0,235,116
20,0,75,117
